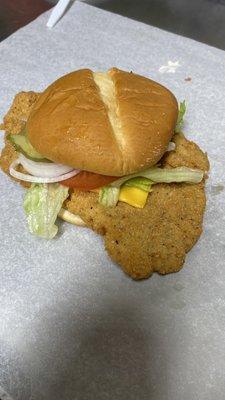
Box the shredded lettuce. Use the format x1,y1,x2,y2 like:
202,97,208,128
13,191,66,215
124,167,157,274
110,166,204,189
175,100,186,133
138,166,204,184
23,183,69,239
123,177,153,192
99,178,153,207
99,166,204,207
98,186,120,207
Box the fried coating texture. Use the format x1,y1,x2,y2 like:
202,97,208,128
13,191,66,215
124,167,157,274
0,92,40,188
0,92,210,279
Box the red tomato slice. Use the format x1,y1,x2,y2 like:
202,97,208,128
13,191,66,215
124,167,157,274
61,171,118,191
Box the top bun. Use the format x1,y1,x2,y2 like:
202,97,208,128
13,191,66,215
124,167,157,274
27,68,178,176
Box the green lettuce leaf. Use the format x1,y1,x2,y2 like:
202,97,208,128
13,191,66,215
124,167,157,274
98,178,152,207
123,177,153,192
175,100,186,133
139,166,204,184
23,183,69,239
98,166,204,207
110,166,204,189
98,186,120,207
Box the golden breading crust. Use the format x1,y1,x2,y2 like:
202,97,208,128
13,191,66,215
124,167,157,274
0,92,40,188
0,92,210,279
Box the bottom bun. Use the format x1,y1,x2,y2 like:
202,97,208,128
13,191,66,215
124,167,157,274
58,208,86,227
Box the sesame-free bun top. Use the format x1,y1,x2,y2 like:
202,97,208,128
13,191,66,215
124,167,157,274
27,68,178,176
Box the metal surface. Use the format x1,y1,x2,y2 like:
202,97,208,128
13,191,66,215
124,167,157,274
1,0,225,50
0,0,51,41
82,0,225,50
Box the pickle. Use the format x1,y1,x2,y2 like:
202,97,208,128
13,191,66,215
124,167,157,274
8,132,50,162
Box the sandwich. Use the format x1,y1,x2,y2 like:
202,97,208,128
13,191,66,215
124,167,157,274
0,68,209,279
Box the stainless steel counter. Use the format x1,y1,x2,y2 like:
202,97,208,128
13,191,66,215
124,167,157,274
93,0,225,50
1,0,225,50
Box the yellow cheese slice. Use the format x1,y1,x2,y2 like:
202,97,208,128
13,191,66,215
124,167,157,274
119,186,149,208
91,186,149,208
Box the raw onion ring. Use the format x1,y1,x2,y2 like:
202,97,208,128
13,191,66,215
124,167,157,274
166,142,176,152
19,154,74,177
9,158,80,183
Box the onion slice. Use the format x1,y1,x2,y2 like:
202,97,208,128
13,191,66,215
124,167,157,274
166,142,176,152
9,158,80,183
19,154,75,178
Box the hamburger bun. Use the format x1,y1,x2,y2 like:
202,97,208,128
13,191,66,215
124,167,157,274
27,68,178,176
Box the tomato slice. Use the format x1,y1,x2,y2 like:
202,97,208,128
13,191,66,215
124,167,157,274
61,171,118,191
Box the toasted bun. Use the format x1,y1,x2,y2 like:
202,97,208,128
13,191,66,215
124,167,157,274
27,68,178,176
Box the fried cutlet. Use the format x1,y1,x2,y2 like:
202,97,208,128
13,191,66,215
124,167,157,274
0,92,209,279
